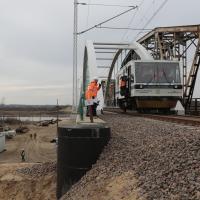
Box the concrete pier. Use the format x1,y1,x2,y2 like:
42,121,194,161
56,115,110,199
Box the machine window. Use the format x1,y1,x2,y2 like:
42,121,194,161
135,62,181,84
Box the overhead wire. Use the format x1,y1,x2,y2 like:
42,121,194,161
134,0,169,40
81,0,167,79
131,0,156,34
77,6,138,35
120,0,145,42
77,3,136,8
81,1,129,78
85,0,91,31
96,26,152,31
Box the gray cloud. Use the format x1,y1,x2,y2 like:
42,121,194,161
0,0,199,104
0,0,73,104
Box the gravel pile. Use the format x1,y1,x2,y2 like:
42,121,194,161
16,162,56,178
63,113,200,200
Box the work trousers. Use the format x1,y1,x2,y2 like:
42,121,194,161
86,103,98,117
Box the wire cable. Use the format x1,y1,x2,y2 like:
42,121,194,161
96,26,152,31
133,0,156,32
85,0,91,32
134,0,169,40
120,0,145,42
77,6,138,35
77,3,136,8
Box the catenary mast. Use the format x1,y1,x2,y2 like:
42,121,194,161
73,0,78,111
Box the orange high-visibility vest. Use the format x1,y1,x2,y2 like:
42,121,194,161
85,81,100,100
120,79,126,87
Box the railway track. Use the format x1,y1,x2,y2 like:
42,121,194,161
104,107,200,126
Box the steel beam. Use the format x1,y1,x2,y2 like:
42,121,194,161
94,46,136,50
95,51,116,54
97,66,111,68
96,58,113,60
94,42,130,46
136,24,200,111
156,24,200,33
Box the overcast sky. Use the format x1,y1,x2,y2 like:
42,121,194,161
0,0,199,105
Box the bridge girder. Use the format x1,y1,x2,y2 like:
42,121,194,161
81,25,200,113
137,24,200,110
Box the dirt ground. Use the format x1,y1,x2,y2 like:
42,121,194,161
0,123,57,163
0,122,58,200
0,163,56,200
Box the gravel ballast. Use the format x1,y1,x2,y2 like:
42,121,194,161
16,162,56,178
62,113,200,200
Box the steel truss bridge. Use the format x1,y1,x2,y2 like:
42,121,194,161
81,24,200,114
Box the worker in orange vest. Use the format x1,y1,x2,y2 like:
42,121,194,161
119,76,127,96
85,78,101,116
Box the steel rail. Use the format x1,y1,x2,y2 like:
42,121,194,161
103,107,200,126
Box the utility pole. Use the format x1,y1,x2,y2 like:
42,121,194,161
56,99,59,136
73,0,78,112
72,2,137,112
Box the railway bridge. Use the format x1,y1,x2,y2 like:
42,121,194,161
58,25,200,199
80,24,200,115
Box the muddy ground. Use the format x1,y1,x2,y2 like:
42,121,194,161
0,124,57,163
0,120,59,200
0,163,56,200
